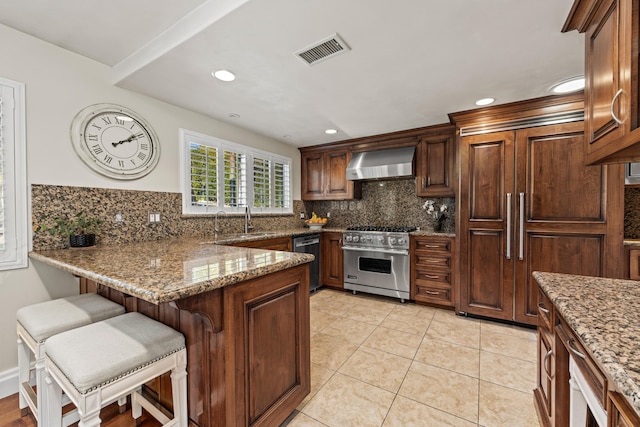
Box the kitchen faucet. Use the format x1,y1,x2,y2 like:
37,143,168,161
244,206,254,233
214,211,226,238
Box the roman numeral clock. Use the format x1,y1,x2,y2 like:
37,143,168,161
70,103,160,180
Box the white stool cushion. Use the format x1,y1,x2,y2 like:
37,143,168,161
17,293,125,342
45,312,185,394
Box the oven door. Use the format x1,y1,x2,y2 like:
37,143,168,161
342,246,409,294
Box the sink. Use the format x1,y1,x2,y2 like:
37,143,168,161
200,232,281,244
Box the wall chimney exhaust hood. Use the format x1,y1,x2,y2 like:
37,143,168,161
346,146,416,181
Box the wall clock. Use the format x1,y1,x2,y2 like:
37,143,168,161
70,103,160,180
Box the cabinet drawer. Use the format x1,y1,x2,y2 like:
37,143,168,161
537,289,553,333
413,238,452,254
556,316,607,407
414,254,451,269
415,268,451,286
415,285,452,304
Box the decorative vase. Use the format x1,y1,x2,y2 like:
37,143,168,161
69,233,95,248
433,220,444,232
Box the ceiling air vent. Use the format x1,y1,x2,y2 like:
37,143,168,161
295,33,350,66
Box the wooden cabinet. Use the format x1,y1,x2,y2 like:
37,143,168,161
415,127,455,197
564,0,640,164
300,148,361,200
320,231,343,289
628,247,640,279
410,235,455,307
609,391,640,426
230,236,292,251
458,120,624,325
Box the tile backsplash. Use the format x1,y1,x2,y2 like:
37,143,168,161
625,187,640,238
32,180,455,251
303,179,455,232
31,184,304,250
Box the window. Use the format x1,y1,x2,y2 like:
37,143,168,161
180,129,292,215
0,78,27,270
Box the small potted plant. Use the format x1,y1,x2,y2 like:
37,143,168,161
36,211,103,248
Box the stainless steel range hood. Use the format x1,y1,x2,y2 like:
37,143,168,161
346,146,415,181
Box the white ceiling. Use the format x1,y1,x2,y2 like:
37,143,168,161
0,0,583,147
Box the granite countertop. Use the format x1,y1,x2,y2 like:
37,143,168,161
624,239,640,247
533,271,640,415
30,237,314,304
411,230,456,238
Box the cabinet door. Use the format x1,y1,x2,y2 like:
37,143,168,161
583,0,633,163
416,133,455,197
459,131,515,320
514,122,614,325
321,232,343,289
301,152,325,200
231,237,292,251
608,391,640,427
535,331,554,421
326,150,357,199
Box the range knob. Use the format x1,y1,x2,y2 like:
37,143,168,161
398,238,406,245
377,236,385,244
365,236,373,242
353,236,360,242
389,237,397,245
345,235,353,242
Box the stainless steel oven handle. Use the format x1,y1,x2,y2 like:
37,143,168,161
342,246,409,256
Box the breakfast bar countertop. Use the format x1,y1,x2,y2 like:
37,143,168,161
29,237,314,304
533,271,640,415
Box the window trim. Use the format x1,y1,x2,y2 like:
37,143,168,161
179,129,292,215
0,77,28,270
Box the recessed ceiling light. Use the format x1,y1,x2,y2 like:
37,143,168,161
212,70,235,82
228,113,240,119
551,77,585,94
325,129,338,135
475,98,495,106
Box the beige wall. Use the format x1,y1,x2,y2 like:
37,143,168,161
0,24,301,380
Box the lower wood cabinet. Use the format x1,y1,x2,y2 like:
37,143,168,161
410,235,455,307
535,284,640,427
321,231,343,289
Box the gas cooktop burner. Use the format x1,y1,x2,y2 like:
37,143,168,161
346,226,417,233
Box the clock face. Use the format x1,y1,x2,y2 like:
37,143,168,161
70,104,160,180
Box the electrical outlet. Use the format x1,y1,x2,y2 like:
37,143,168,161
299,212,305,219
326,212,331,218
148,212,161,223
115,213,123,222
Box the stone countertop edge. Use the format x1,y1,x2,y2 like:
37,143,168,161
29,237,314,305
624,239,640,246
533,271,640,415
411,230,456,238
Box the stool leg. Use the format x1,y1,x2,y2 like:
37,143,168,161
131,387,143,420
16,336,31,414
171,351,188,427
45,372,62,427
35,352,47,425
78,391,101,427
117,395,127,414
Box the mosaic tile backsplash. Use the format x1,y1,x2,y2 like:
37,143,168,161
31,180,454,250
31,184,305,250
625,187,640,238
303,179,455,232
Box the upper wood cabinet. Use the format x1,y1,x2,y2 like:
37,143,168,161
415,127,455,197
564,0,640,164
300,148,361,200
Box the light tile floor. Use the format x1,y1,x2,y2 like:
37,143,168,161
282,288,540,427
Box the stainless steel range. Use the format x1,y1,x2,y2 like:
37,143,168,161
342,226,416,303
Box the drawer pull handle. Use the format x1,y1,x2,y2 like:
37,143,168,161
568,339,586,359
537,302,550,315
425,259,441,263
424,244,440,248
424,274,440,279
611,88,626,125
425,290,441,295
543,349,553,378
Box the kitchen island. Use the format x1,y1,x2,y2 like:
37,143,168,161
533,271,640,426
29,238,314,427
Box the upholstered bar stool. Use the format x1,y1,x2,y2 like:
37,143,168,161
44,311,188,427
16,293,126,425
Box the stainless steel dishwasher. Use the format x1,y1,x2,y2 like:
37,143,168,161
293,234,320,292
